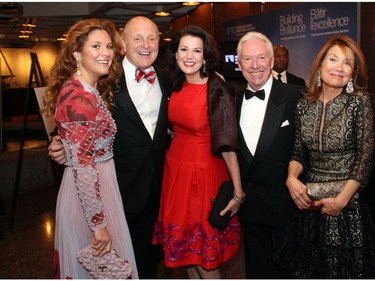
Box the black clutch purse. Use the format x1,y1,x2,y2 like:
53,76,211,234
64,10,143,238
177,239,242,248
208,181,233,230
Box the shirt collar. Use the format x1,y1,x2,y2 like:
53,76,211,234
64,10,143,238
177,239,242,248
247,75,273,98
123,57,155,80
272,69,286,78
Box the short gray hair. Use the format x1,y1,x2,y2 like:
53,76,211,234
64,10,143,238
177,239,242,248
236,31,274,58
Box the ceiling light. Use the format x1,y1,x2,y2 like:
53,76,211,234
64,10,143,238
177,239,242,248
163,38,172,42
154,11,171,17
20,30,33,34
22,23,36,28
182,2,200,6
18,35,29,38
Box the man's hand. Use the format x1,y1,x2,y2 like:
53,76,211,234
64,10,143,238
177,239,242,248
48,135,66,164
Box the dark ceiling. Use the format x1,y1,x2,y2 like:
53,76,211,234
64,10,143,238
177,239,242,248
0,2,201,48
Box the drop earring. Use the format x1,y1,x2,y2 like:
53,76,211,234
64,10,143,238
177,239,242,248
76,61,81,76
317,69,321,87
346,78,354,93
74,53,81,76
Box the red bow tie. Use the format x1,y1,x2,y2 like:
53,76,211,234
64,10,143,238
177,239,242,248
135,68,156,84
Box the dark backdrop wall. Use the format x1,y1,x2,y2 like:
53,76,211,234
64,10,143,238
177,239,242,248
169,1,375,220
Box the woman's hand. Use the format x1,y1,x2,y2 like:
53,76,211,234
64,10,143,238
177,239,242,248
91,227,112,257
312,179,359,216
286,176,312,210
311,198,345,216
48,135,66,164
220,198,242,217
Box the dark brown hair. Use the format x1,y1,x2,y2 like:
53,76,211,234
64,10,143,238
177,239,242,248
168,25,219,92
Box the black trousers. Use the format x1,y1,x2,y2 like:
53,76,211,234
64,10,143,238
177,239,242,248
240,221,290,279
125,187,160,279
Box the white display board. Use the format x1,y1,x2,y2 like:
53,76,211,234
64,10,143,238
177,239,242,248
34,86,55,142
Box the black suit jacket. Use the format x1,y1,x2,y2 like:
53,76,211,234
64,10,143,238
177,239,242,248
286,72,306,87
237,79,303,226
112,64,170,213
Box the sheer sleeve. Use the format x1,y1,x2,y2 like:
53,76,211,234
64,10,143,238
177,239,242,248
349,91,375,187
56,83,107,231
290,98,308,168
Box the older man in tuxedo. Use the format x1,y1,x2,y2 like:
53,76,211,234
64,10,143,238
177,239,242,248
236,32,304,278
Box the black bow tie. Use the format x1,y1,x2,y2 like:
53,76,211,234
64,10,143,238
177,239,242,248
244,89,265,100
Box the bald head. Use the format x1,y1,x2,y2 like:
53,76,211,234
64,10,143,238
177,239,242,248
122,16,160,70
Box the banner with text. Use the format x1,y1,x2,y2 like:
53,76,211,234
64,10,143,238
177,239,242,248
222,2,358,82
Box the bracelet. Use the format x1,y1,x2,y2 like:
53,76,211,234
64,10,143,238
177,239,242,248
233,192,246,204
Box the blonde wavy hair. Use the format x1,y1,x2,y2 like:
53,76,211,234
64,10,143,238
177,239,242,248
42,18,122,117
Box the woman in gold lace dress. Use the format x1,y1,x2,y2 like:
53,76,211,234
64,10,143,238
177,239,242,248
276,34,375,278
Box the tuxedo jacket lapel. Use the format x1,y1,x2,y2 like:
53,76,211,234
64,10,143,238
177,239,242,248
252,82,286,167
115,70,150,137
152,67,169,142
237,88,254,165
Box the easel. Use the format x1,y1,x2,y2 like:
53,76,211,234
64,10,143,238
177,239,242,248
9,52,46,229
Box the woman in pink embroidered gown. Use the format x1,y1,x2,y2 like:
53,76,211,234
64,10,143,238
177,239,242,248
43,19,138,279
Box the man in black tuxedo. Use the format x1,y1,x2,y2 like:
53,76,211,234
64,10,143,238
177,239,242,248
236,32,303,278
111,16,170,278
272,44,306,87
48,16,170,279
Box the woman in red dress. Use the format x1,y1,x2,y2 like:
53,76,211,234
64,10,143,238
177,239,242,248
153,25,245,278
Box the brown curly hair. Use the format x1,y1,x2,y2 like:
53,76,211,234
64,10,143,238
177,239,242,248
42,18,122,116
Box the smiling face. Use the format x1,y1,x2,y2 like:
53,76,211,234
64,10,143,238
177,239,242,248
237,38,274,91
75,29,114,81
122,17,159,70
320,45,354,91
175,35,205,82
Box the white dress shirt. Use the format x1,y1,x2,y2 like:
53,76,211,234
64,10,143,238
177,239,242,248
123,57,162,139
239,76,273,155
272,69,287,83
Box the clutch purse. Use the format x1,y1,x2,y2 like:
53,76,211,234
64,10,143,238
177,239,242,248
77,245,132,279
208,181,233,230
306,180,357,210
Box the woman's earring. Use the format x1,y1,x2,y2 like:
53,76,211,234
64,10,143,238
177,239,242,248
317,69,321,87
74,53,81,76
76,61,81,76
346,78,354,93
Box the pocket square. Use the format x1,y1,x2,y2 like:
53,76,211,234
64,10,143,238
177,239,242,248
281,120,290,127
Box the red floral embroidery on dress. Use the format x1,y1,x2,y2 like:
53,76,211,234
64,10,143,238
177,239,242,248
153,220,241,265
55,78,116,230
53,249,61,279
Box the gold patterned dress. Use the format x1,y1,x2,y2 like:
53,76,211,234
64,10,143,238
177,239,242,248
276,90,375,278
